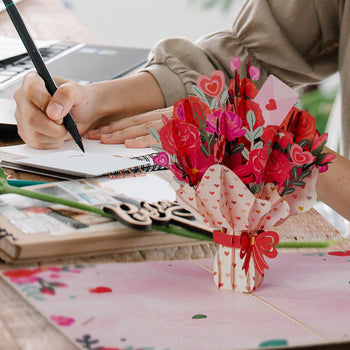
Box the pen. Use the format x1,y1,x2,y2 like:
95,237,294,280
3,0,85,153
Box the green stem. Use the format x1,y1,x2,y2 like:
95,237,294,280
276,240,338,249
152,224,213,241
0,184,114,219
151,224,339,249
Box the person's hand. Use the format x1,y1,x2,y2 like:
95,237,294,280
14,71,166,149
87,106,173,148
14,71,96,149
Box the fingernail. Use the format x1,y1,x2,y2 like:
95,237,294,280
88,129,99,137
101,133,113,139
47,102,63,119
125,136,141,144
124,137,142,147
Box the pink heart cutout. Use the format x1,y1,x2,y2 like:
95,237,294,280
153,152,169,167
197,71,225,98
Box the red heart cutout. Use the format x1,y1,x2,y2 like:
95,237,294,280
265,98,277,110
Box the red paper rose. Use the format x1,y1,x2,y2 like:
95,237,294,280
233,163,255,184
159,117,201,156
171,149,215,186
261,126,294,149
237,99,264,130
239,77,259,99
249,146,268,177
223,153,255,184
281,107,316,143
173,96,210,127
263,150,291,186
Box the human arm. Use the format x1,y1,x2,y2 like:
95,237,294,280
316,147,350,221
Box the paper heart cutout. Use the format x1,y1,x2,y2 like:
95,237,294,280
152,152,169,167
290,144,313,165
265,98,277,110
197,70,225,98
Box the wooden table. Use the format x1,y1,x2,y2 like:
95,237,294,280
0,1,349,349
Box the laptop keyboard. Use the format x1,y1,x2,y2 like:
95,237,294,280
0,42,77,84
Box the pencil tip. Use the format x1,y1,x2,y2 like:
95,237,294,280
77,141,85,153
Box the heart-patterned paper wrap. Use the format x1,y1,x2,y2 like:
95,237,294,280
151,57,334,293
176,164,318,292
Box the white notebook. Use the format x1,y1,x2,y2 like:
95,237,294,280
13,150,148,178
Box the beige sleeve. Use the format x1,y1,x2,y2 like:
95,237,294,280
143,0,340,107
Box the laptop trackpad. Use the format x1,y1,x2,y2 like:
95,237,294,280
46,45,149,82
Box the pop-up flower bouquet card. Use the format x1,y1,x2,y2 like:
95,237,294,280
150,57,335,293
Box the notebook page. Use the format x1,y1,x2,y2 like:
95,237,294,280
15,150,149,177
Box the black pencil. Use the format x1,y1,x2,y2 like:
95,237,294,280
3,0,85,152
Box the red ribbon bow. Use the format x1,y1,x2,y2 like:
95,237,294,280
240,230,279,276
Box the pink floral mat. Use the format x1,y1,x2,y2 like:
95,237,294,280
2,251,350,350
